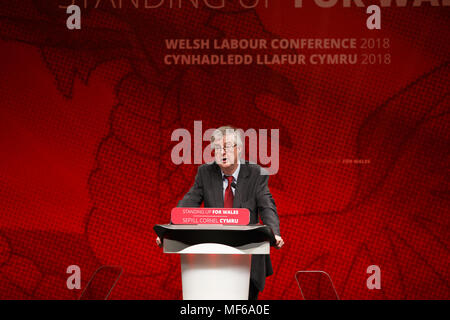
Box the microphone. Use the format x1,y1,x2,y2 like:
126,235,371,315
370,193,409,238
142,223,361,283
231,182,237,189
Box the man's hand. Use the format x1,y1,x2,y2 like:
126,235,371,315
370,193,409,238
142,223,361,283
156,236,162,247
275,235,284,249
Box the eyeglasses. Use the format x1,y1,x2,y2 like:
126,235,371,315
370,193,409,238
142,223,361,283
213,144,237,152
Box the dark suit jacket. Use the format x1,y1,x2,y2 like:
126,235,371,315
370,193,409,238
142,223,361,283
178,160,280,292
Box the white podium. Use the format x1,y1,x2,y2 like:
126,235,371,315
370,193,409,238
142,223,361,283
154,224,275,300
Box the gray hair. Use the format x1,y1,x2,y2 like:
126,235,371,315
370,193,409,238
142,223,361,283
210,125,243,147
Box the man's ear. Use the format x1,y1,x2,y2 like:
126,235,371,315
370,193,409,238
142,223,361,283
236,146,243,161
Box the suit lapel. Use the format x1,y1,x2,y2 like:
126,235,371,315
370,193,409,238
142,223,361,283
211,163,224,207
233,161,250,208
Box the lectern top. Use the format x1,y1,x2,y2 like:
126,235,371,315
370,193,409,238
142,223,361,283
154,224,276,247
157,224,266,230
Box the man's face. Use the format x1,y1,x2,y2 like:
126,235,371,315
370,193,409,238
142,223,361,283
213,134,240,170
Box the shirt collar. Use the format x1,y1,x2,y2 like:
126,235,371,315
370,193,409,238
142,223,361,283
220,161,240,182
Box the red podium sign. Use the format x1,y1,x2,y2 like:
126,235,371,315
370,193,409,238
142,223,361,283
171,208,250,225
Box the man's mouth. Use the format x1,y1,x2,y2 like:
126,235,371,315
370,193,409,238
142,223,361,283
222,157,227,163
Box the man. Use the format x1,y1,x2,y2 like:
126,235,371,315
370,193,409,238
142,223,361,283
157,126,284,300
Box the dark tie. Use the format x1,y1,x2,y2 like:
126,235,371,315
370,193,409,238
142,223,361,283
224,176,234,208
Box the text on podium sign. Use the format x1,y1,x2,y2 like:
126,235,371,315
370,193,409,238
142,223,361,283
171,208,250,225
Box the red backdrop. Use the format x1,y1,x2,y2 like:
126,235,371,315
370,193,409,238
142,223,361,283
0,1,449,299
